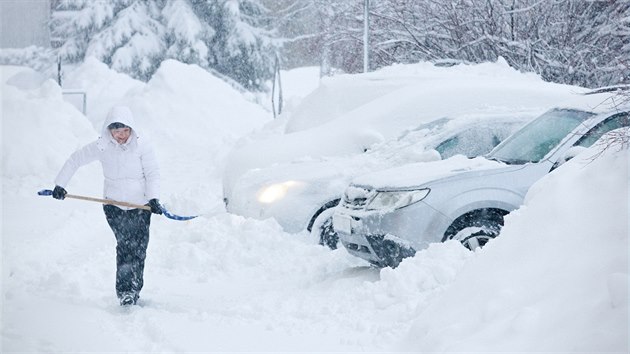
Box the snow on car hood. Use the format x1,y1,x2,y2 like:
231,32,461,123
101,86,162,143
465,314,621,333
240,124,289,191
350,155,504,190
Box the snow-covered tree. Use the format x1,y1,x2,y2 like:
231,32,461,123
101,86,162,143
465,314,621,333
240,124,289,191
50,0,280,89
204,0,279,90
50,0,121,62
162,0,213,70
535,0,630,88
298,0,629,88
272,0,367,76
87,1,166,81
49,0,629,89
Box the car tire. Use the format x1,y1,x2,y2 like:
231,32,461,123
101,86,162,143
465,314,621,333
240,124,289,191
443,209,507,250
310,208,338,250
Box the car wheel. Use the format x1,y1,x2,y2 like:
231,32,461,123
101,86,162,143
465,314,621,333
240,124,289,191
309,202,340,250
443,209,507,250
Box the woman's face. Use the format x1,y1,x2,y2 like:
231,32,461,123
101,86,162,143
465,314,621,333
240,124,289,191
110,127,131,144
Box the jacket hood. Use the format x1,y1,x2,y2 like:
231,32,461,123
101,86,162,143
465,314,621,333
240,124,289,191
100,106,142,148
102,106,138,137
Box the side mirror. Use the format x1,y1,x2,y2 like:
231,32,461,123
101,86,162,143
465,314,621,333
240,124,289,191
560,146,588,163
552,146,588,171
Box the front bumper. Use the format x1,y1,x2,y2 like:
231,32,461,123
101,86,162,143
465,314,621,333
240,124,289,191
340,231,416,268
333,201,450,267
335,223,383,265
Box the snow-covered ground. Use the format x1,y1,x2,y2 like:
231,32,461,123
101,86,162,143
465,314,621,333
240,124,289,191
2,59,628,352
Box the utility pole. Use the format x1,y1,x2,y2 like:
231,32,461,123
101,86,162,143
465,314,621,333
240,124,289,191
57,55,62,87
363,0,370,73
271,53,283,118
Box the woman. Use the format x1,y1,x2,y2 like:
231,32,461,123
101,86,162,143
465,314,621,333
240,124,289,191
52,105,161,306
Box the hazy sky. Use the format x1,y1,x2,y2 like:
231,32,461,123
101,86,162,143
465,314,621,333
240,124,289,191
1,0,50,48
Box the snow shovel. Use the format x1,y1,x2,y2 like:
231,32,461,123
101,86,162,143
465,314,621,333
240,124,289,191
37,189,197,221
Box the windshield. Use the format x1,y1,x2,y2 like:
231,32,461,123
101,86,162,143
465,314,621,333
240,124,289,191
487,109,594,164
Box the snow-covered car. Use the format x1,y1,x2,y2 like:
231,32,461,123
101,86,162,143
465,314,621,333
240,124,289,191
333,89,630,267
223,61,583,248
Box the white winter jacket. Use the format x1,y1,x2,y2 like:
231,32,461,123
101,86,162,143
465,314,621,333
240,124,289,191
55,106,160,209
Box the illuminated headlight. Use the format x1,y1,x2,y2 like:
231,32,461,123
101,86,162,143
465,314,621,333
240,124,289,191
257,181,302,204
366,189,430,210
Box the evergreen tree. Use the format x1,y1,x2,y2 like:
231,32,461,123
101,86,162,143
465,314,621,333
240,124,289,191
87,1,166,81
162,0,213,69
50,0,280,90
50,0,122,62
207,0,279,90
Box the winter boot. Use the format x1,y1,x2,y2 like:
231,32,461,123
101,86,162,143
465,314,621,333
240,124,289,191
119,292,136,306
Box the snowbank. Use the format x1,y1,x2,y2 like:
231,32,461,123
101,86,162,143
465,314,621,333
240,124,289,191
275,66,321,113
400,143,629,352
2,66,96,183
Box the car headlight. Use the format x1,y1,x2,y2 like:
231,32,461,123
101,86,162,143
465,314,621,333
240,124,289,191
366,188,430,210
257,181,302,204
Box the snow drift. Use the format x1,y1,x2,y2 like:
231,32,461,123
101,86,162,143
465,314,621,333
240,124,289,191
400,141,629,352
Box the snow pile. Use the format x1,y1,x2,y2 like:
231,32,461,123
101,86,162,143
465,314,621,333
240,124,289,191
285,57,577,134
62,57,145,122
400,143,629,352
2,66,96,182
2,59,627,352
273,66,321,113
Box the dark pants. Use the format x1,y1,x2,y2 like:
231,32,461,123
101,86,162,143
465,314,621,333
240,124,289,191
103,205,151,300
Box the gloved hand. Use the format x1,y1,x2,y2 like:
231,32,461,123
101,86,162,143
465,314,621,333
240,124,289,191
52,185,67,200
147,198,163,214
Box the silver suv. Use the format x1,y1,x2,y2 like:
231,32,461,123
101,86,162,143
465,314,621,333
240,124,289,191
333,91,629,267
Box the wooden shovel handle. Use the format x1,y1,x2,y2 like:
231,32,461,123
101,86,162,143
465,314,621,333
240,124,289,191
65,194,151,211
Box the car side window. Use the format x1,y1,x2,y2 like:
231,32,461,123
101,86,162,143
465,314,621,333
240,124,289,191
574,112,630,148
